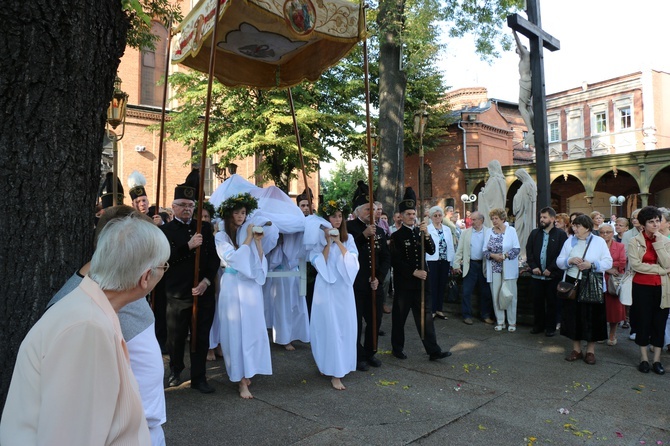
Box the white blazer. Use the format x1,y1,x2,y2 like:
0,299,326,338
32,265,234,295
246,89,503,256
426,223,455,262
483,226,520,281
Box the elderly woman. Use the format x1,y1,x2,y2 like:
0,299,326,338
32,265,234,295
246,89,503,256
614,217,629,243
627,206,670,375
427,206,455,320
557,215,612,365
1,216,169,444
483,208,520,332
598,224,627,345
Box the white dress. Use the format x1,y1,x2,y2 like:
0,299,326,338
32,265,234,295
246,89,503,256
309,226,359,378
216,231,272,382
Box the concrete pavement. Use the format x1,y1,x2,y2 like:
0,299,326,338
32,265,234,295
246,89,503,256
162,312,670,445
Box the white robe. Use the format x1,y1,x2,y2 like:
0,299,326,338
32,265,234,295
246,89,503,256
216,231,272,382
308,221,359,378
271,233,310,345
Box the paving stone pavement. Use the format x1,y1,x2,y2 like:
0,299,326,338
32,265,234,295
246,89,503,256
162,312,670,445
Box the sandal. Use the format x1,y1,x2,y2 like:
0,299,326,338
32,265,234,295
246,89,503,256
607,338,617,346
494,324,505,331
508,325,517,332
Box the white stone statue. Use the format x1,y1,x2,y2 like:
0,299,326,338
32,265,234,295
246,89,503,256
478,160,507,228
512,167,537,259
514,31,534,146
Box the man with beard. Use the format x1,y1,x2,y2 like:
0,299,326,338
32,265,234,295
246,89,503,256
347,181,391,371
526,207,567,337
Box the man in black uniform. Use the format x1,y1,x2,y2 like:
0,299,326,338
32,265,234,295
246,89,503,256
346,181,391,371
161,182,219,393
390,188,451,361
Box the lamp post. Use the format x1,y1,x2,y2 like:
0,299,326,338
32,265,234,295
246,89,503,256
609,195,625,218
106,76,129,206
413,100,429,339
460,193,477,218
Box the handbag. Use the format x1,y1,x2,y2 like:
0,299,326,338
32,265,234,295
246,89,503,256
556,237,593,300
607,273,622,296
618,270,634,306
498,260,514,310
447,276,460,302
578,269,604,304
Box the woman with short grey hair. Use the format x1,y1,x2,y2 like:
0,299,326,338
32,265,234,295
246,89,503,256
426,206,454,320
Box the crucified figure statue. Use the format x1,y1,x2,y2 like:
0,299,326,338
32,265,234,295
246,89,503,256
514,31,534,146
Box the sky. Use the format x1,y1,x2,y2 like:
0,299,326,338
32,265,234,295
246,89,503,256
322,0,670,179
439,0,670,101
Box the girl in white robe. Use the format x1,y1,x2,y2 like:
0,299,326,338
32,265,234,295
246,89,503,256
307,206,359,390
216,196,272,399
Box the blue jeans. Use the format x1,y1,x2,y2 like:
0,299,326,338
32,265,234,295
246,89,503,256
461,260,493,319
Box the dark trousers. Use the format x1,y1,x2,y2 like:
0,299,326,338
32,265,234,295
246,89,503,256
166,294,215,385
391,287,441,355
427,259,450,313
152,280,167,351
531,277,560,332
631,283,669,347
461,260,493,319
354,287,383,361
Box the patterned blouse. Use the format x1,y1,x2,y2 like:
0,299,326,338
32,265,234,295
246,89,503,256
485,231,520,274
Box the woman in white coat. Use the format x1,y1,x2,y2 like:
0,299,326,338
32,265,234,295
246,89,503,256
426,206,455,319
307,199,359,390
483,208,521,332
216,193,274,399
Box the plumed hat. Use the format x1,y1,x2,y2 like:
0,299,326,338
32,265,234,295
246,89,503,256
100,172,124,209
127,170,147,201
398,187,416,213
352,180,373,209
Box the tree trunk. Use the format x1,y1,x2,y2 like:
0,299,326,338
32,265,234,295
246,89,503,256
377,0,407,214
0,0,128,409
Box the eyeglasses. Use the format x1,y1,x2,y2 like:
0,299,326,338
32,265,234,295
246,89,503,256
155,262,169,272
174,203,195,209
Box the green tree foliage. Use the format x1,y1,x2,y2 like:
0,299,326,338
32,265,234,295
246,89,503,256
162,71,364,191
123,0,182,50
321,161,373,206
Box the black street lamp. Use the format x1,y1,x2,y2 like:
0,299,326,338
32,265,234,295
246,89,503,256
106,76,129,206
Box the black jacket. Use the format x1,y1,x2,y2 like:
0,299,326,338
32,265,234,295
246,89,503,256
346,218,391,291
160,220,219,300
390,225,436,291
525,226,568,279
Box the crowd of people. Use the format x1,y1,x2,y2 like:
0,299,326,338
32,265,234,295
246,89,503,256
2,170,669,444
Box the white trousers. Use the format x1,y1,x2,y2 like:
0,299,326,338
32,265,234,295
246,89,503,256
491,273,518,326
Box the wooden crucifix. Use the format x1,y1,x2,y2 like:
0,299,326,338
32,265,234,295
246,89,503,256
507,0,560,212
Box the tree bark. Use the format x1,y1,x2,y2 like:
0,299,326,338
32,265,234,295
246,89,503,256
377,0,407,214
0,0,128,409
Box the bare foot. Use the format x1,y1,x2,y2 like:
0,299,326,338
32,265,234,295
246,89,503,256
239,378,253,399
215,346,223,357
331,377,346,390
284,343,295,351
206,349,216,361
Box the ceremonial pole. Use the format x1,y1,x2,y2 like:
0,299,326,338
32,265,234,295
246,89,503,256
362,8,377,351
287,88,312,210
191,0,223,352
413,101,428,339
151,15,173,311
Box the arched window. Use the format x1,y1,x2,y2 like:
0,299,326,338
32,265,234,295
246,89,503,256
140,22,168,107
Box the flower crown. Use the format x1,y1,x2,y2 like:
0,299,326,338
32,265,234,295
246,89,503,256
197,200,216,218
217,193,258,217
319,198,349,218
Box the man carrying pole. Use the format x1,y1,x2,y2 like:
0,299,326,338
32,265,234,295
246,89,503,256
390,187,451,362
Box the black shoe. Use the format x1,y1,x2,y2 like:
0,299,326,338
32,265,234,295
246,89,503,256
367,356,382,367
392,350,407,360
191,381,215,394
429,351,452,361
167,372,182,387
357,360,370,371
652,362,665,375
378,330,386,336
638,361,650,373
545,331,556,337
530,328,543,334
